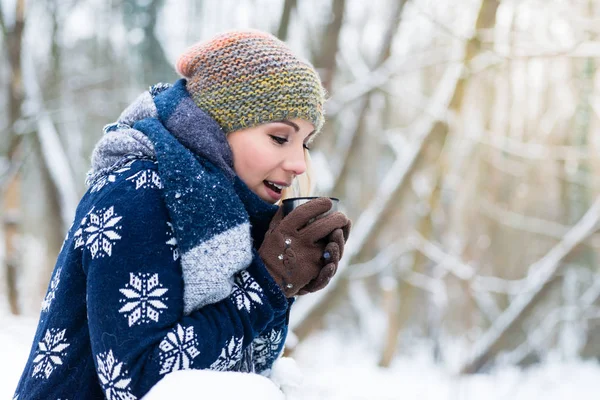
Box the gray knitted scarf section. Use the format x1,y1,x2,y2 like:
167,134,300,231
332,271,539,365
87,83,252,314
88,84,234,181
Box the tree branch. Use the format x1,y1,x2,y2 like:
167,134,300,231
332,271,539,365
480,198,600,249
459,196,600,374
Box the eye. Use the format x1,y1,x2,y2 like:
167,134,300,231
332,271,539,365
303,143,312,151
269,135,288,145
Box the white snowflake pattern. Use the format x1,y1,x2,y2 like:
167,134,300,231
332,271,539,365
96,350,137,400
165,222,179,261
253,329,284,372
158,324,200,375
126,169,163,190
84,206,123,259
73,215,87,250
231,270,264,312
90,161,135,193
31,328,70,379
209,336,244,371
90,174,117,193
41,266,62,313
119,273,168,326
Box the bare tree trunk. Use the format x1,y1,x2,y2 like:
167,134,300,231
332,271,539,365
2,170,21,315
30,0,71,302
313,0,346,94
123,0,175,85
1,0,26,315
331,0,405,194
378,282,399,367
276,0,297,40
379,161,442,366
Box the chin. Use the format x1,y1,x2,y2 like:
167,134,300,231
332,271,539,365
253,187,276,204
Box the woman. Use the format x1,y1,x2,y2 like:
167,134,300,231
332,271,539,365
13,30,351,399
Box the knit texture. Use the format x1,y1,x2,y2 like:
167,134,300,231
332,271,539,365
91,80,249,313
14,82,292,399
176,30,326,133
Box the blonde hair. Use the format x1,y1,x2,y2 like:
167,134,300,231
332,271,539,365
280,149,313,201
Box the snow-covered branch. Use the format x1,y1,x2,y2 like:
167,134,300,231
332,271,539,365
459,196,600,374
408,231,475,280
346,241,413,280
465,129,592,161
326,48,459,117
402,270,445,296
480,199,600,249
409,230,530,295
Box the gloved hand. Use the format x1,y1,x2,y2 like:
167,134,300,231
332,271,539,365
297,223,351,295
259,197,351,297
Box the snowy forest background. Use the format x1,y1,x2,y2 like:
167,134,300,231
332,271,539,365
3,0,600,397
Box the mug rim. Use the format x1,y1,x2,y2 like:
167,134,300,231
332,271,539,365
282,196,339,202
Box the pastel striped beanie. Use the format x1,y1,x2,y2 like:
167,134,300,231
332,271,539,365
176,30,326,134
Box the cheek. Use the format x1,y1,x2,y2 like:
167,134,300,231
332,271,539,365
233,143,274,183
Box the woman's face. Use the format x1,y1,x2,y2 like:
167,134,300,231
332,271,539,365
226,118,315,203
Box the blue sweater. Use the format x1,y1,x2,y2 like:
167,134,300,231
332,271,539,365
14,85,292,399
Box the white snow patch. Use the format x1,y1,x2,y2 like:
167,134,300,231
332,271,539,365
3,315,600,400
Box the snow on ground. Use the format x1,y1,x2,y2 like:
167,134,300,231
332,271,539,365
2,314,600,399
0,315,37,399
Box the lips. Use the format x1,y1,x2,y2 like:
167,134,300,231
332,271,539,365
263,180,290,201
264,181,282,193
264,180,290,191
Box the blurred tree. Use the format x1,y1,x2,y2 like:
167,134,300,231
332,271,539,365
277,0,297,40
122,0,177,85
0,0,26,315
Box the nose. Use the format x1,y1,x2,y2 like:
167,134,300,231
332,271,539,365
282,145,307,176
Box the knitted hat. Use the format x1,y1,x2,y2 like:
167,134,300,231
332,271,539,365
176,30,326,134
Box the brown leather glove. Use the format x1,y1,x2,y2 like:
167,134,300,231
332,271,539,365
259,197,351,297
297,223,351,295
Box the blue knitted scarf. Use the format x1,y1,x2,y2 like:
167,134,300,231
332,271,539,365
87,79,277,314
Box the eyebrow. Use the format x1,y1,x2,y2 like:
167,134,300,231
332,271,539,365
275,120,316,137
276,120,300,132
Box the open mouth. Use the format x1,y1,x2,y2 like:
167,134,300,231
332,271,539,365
264,180,283,194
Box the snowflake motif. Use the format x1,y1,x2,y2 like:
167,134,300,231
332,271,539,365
231,270,264,312
119,273,168,326
32,328,70,379
210,336,244,371
158,324,200,375
84,206,123,259
73,215,87,250
165,222,179,261
126,169,163,190
41,266,62,313
96,350,137,400
253,329,284,371
90,174,117,193
90,162,135,193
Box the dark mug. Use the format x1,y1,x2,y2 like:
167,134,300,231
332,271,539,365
282,197,339,222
